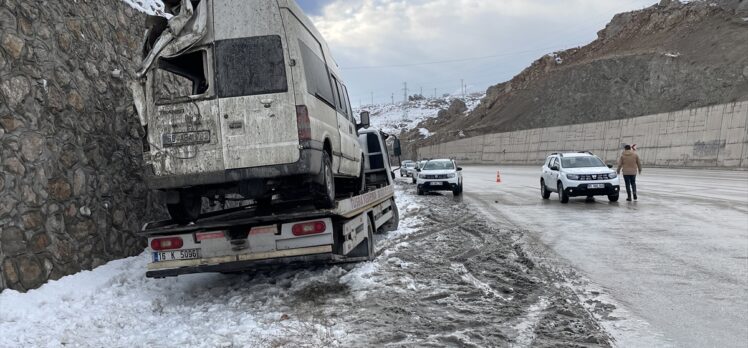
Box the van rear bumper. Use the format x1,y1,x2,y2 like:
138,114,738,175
145,141,323,189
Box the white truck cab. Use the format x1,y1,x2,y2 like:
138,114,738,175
131,0,363,223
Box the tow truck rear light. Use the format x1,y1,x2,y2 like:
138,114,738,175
151,237,184,251
292,221,327,236
296,105,311,141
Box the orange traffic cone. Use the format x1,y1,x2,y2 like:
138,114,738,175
496,170,502,183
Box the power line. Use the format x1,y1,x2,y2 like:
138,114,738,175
342,45,570,70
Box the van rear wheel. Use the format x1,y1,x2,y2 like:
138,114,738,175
167,190,201,224
315,152,335,209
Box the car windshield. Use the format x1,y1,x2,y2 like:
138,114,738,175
423,161,454,170
405,163,415,168
561,156,605,168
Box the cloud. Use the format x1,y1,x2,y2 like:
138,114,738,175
308,0,655,104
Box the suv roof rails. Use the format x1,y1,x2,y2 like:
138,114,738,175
551,152,564,157
578,151,594,155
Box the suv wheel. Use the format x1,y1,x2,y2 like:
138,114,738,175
540,180,551,199
315,152,335,209
608,193,619,202
557,182,569,204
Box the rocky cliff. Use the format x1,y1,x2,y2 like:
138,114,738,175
0,0,162,291
405,0,748,147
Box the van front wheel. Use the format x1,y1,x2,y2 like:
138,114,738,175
315,152,336,209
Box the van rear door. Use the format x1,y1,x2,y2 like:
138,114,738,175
213,1,299,170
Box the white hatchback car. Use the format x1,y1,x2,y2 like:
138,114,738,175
541,152,620,203
416,159,463,196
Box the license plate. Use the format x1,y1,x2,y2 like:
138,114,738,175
153,248,201,262
588,184,604,189
162,130,211,148
430,182,443,186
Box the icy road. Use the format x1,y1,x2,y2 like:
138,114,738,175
0,182,611,347
461,165,748,348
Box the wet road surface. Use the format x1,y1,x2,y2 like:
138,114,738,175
461,165,748,348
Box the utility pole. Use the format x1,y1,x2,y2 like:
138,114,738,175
420,86,423,97
461,79,465,100
370,92,374,106
434,88,437,99
402,82,408,103
391,93,394,105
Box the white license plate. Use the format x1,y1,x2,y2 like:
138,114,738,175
588,184,605,189
430,182,443,186
153,248,201,262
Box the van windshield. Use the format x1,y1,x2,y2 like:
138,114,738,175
214,35,288,98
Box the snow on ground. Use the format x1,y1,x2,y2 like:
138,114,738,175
356,95,483,136
0,185,422,348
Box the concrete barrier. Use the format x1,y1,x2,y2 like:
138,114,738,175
418,101,748,168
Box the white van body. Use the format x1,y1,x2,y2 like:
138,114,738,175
132,0,363,221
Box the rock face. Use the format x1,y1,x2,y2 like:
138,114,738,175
0,0,165,291
405,1,748,147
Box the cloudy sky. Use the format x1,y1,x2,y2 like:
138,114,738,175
296,0,656,107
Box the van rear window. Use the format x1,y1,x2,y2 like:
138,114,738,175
214,35,288,98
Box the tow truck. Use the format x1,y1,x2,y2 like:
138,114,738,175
140,124,402,278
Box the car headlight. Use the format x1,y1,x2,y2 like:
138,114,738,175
419,174,427,179
566,174,580,180
608,173,617,179
447,173,455,178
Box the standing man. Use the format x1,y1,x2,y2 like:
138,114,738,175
617,145,642,201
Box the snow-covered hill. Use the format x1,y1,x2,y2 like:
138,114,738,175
355,95,483,137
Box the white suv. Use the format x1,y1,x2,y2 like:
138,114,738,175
416,159,463,196
541,152,620,203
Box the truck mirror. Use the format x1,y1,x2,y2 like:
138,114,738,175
358,111,370,130
393,138,402,156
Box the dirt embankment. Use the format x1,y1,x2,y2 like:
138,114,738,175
405,0,748,149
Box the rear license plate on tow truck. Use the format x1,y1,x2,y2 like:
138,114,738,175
153,249,201,262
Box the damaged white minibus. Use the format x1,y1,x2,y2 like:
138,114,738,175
131,0,366,223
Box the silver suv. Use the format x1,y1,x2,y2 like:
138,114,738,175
541,152,620,203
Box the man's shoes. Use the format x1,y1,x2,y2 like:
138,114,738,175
626,195,632,202
634,194,638,201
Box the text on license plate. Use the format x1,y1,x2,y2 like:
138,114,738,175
153,248,201,262
162,130,211,148
588,184,605,189
430,182,443,186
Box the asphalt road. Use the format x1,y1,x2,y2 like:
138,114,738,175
460,165,748,348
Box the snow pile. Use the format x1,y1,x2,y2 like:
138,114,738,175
0,185,422,347
356,95,483,135
418,128,432,138
121,0,171,18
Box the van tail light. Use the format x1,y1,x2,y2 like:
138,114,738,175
151,237,184,251
296,105,311,141
292,221,327,236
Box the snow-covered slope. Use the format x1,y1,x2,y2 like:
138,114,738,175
356,95,483,136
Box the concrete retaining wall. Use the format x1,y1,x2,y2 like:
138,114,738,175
418,101,748,168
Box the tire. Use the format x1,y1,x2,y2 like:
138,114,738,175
558,182,569,204
354,157,366,194
608,194,619,202
315,152,336,209
417,187,424,195
348,217,375,260
412,177,417,184
167,190,201,224
453,183,463,196
541,180,551,199
378,198,399,233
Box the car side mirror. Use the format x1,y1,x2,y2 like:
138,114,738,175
357,111,370,130
607,164,613,169
457,167,463,171
393,138,402,156
416,168,421,172
550,165,559,171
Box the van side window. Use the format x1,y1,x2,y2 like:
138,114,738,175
331,75,346,115
298,40,335,107
342,84,353,121
214,35,287,98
